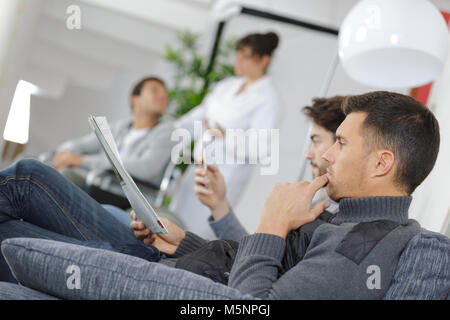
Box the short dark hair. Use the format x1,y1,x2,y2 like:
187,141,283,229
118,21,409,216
342,91,440,194
131,76,166,97
236,32,279,57
302,96,346,138
130,76,167,109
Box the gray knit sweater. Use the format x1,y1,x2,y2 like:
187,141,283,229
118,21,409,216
175,196,421,299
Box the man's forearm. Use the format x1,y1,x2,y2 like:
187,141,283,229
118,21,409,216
208,209,249,241
211,200,231,221
81,153,111,171
256,219,289,239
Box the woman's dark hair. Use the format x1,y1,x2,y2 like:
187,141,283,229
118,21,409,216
302,96,347,138
342,91,440,194
236,32,280,57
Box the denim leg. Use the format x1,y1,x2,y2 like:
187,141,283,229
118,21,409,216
102,204,133,227
0,219,158,283
0,159,160,282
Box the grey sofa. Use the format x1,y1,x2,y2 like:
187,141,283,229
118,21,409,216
0,228,448,300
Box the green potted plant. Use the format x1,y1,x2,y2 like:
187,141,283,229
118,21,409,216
163,30,236,119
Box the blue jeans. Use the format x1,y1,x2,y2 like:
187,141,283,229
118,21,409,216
0,159,160,283
102,204,133,227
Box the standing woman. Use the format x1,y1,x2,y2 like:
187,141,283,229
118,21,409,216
170,32,282,238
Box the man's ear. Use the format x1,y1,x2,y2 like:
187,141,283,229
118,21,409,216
372,150,395,178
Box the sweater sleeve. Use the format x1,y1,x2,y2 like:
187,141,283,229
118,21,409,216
59,120,127,171
120,122,175,185
227,233,286,299
57,132,102,156
80,153,111,171
207,209,249,241
172,231,209,258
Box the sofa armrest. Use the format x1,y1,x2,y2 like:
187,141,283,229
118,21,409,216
384,229,450,300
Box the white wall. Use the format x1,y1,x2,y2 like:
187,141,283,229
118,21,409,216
408,32,450,233
0,0,44,167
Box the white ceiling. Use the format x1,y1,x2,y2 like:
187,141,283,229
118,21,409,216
25,0,450,97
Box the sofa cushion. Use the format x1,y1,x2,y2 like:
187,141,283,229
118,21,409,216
0,282,58,300
384,229,450,300
1,238,254,300
2,228,448,300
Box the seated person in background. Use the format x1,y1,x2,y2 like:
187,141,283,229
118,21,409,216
51,76,175,209
190,96,346,241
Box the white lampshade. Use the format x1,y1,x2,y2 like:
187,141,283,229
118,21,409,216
3,80,40,145
339,0,449,88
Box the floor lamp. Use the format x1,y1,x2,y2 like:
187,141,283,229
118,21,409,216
339,0,448,89
300,0,449,181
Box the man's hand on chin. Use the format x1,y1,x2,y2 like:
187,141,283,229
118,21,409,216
256,175,330,239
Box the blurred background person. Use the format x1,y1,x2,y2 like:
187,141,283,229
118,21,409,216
170,32,282,238
50,76,175,209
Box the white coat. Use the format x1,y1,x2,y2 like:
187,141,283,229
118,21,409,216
169,75,281,238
